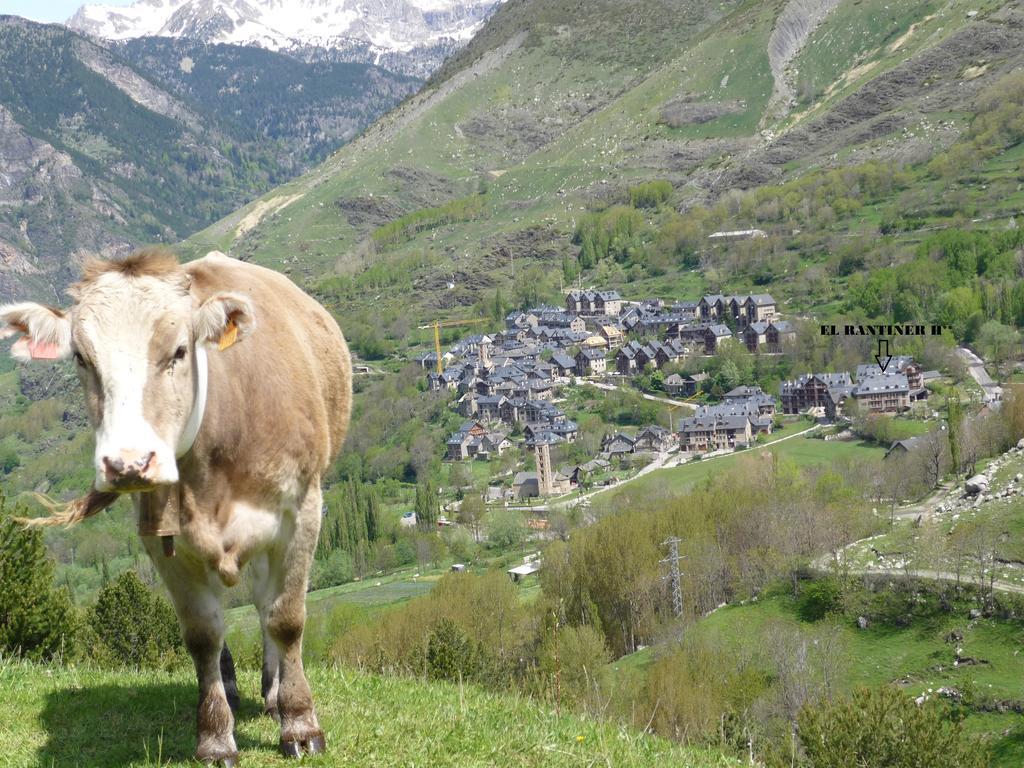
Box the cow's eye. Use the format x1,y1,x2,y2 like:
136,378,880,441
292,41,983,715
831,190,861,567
173,345,187,361
73,351,86,367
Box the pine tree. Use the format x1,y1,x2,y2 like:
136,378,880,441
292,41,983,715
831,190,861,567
364,485,380,542
492,288,506,321
91,571,184,668
0,492,79,661
415,479,439,531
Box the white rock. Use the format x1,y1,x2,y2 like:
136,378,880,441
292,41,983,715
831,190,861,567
966,475,989,495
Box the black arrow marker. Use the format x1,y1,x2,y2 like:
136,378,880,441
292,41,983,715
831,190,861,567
875,338,893,373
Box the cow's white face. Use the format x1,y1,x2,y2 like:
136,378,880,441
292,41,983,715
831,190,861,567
0,253,253,493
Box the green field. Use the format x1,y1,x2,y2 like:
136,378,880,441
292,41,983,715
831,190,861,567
608,422,886,499
0,661,738,768
228,571,438,630
686,594,1024,765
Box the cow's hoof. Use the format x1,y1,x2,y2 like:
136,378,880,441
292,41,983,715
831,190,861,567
198,752,239,767
263,705,279,722
279,740,303,758
306,734,326,755
279,734,326,758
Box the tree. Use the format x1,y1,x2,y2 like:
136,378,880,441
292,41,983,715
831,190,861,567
1002,384,1024,448
0,494,79,661
947,396,963,477
488,509,528,550
918,428,950,490
977,320,1020,370
448,462,473,492
798,686,988,768
881,454,915,525
415,479,439,532
90,571,185,668
457,492,485,543
409,433,437,480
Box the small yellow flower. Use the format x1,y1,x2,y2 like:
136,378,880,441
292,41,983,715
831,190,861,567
576,735,585,743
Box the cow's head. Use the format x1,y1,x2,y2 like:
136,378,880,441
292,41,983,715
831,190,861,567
0,249,254,494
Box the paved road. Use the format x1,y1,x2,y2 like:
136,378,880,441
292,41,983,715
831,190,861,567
956,346,1001,403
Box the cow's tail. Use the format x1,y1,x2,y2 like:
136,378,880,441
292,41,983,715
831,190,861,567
15,488,120,528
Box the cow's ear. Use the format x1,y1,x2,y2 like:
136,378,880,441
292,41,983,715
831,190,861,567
0,303,72,362
194,293,255,351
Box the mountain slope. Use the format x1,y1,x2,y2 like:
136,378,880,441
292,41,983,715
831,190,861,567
1,661,738,767
0,16,417,303
68,0,501,77
182,0,1024,352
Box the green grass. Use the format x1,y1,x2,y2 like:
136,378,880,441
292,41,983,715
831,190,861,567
609,420,885,498
0,661,738,767
682,594,1024,765
887,418,932,440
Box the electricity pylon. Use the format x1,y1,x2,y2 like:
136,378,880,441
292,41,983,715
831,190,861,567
660,537,684,617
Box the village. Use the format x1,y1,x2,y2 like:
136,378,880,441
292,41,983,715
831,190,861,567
419,289,941,502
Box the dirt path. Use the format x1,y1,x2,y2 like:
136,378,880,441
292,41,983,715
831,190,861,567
584,379,697,411
821,564,1024,596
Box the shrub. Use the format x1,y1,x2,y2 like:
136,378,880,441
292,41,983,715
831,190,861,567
535,624,611,712
90,571,185,669
394,536,417,565
628,180,673,209
797,579,842,622
797,686,988,768
426,618,478,682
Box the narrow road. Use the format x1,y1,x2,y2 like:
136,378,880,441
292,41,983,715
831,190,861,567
956,346,1001,403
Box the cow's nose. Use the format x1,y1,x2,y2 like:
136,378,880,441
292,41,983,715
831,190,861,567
103,451,156,483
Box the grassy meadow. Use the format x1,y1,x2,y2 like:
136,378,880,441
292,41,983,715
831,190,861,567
0,661,738,768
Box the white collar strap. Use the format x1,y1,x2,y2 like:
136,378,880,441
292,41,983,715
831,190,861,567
176,343,208,458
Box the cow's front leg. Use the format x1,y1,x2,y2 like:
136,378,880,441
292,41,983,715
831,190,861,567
264,485,325,757
144,538,237,766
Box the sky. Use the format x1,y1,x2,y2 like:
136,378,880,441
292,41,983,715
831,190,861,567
0,0,132,23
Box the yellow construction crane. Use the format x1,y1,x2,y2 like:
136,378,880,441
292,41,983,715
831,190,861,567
419,318,490,374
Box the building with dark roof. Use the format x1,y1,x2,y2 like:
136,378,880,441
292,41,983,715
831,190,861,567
780,373,853,414
850,373,910,413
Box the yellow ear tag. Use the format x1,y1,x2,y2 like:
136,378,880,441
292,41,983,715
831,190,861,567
218,320,239,351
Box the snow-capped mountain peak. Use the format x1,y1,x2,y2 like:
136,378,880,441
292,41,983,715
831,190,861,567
67,0,498,57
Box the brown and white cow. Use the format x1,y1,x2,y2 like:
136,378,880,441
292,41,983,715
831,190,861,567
0,249,351,765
